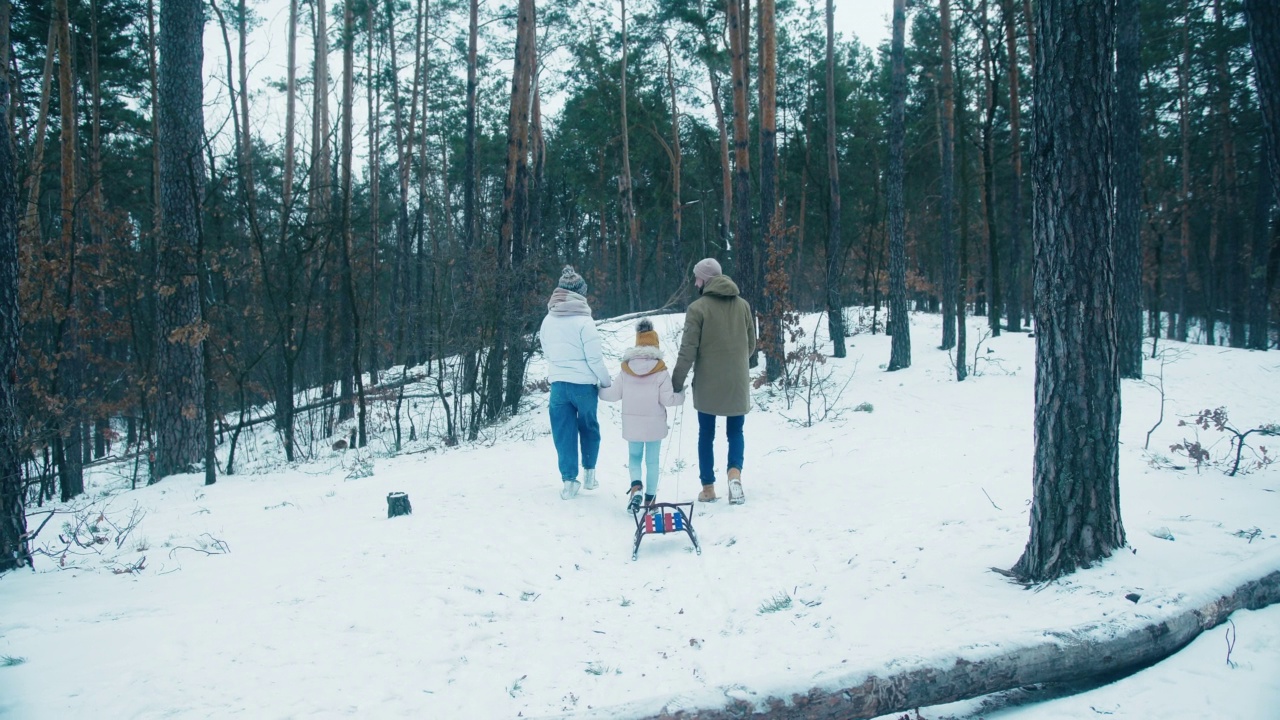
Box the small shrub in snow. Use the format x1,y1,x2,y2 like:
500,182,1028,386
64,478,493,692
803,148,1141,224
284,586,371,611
757,592,793,614
854,402,874,413
1,656,26,667
1171,408,1278,476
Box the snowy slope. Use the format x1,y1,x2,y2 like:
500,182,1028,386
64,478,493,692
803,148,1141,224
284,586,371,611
1,311,1277,719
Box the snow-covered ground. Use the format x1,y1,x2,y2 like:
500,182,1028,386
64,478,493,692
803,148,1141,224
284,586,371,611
1,310,1277,719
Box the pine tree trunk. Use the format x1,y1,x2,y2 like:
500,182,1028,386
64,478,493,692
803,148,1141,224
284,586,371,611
20,23,54,240
1248,158,1273,350
825,0,845,359
940,0,957,351
1115,0,1143,377
981,0,1002,337
887,0,911,371
0,69,30,573
1001,0,1026,333
276,0,299,462
53,0,83,498
339,0,367,447
1246,0,1280,350
727,0,753,303
1012,0,1124,582
1247,0,1280,210
366,0,382,380
955,22,969,382
153,0,207,481
619,0,639,311
758,0,783,377
663,40,683,281
1175,3,1192,343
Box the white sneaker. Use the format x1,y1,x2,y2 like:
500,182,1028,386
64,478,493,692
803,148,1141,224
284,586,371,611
560,480,581,500
582,468,598,490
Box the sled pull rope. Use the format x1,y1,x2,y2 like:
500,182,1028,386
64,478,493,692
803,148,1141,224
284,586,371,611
669,404,684,500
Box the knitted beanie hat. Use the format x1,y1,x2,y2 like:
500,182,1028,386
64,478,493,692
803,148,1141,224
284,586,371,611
557,265,587,295
635,318,659,348
693,257,722,288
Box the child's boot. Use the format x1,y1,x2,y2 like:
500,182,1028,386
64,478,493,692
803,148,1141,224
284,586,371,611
627,482,643,513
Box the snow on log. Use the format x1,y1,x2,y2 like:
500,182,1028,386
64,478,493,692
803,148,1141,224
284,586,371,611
560,550,1280,720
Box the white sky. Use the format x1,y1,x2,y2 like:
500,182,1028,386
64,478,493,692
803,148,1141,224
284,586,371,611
201,0,893,160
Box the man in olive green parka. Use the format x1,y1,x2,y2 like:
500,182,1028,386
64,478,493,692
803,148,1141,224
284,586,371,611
671,258,756,504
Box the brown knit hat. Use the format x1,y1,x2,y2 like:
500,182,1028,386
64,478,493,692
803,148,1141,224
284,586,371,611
636,318,659,347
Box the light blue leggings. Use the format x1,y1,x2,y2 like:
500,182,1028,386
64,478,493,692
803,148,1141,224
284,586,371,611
628,440,664,497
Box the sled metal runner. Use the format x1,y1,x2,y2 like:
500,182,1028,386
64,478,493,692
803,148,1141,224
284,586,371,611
631,501,701,561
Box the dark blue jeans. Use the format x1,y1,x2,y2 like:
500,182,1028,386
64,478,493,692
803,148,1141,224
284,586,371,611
697,411,744,486
549,382,601,481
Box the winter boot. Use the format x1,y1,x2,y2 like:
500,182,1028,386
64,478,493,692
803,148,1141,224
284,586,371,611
643,494,656,508
583,468,598,490
560,480,581,500
697,484,718,503
727,468,745,505
627,483,643,513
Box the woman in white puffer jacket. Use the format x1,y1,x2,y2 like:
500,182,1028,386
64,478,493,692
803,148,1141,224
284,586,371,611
539,266,613,500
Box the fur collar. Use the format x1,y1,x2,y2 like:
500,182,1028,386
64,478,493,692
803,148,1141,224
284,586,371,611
622,345,664,363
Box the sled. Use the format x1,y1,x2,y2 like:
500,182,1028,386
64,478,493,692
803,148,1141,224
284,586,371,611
631,501,701,561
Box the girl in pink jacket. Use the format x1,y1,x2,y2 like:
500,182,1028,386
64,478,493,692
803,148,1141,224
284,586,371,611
599,319,686,512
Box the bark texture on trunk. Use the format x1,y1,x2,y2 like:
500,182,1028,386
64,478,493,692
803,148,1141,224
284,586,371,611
1116,0,1143,376
1013,0,1124,582
1002,0,1026,333
940,0,957,351
154,0,207,481
886,0,911,371
824,0,846,359
0,72,29,572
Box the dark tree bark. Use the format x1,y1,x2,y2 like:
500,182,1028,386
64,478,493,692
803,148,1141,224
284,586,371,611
153,0,207,481
727,0,753,303
940,0,957,351
1246,0,1280,351
1001,0,1026,333
1174,3,1191,342
276,0,300,461
955,18,969,382
1247,0,1280,210
1115,0,1143,377
1012,0,1125,582
1248,157,1274,350
339,0,367,447
758,0,783,377
825,0,846,359
619,0,639,311
488,0,535,423
53,0,83,499
0,69,29,573
1207,0,1238,348
887,0,911,371
981,0,1002,337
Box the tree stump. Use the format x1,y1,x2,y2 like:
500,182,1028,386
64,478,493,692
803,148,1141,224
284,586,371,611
387,492,412,518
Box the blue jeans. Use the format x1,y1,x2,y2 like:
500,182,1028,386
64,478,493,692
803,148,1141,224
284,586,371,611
628,440,663,497
549,382,600,481
697,412,744,486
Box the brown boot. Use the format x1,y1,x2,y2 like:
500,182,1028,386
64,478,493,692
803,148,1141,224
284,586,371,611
727,468,745,505
697,484,718,502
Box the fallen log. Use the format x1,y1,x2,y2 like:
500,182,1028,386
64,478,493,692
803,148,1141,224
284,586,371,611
559,549,1280,720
